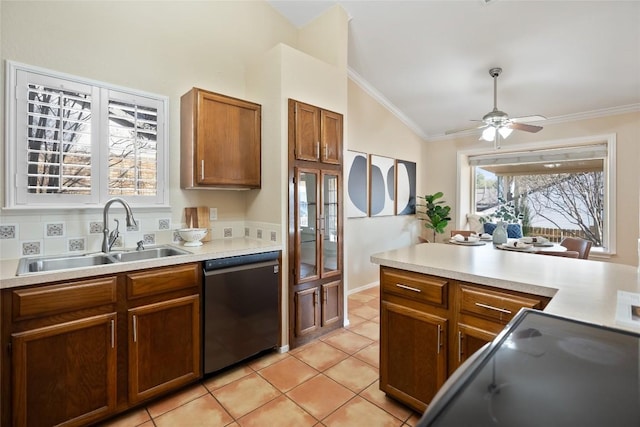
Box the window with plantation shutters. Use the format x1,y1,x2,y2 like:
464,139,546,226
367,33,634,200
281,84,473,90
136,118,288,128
26,83,94,195
6,61,168,208
107,96,159,197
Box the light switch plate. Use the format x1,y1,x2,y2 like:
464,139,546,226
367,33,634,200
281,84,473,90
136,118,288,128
209,208,217,220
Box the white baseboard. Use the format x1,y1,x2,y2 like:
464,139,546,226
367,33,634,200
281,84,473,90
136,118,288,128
278,345,289,353
347,280,380,295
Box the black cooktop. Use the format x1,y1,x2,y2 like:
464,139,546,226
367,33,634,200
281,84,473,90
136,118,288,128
418,309,640,427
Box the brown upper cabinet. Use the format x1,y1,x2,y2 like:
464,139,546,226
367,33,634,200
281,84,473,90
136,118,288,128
290,99,342,165
181,88,261,189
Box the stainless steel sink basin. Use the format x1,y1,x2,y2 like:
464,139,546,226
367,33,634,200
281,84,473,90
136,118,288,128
110,246,190,262
17,253,117,275
16,245,191,275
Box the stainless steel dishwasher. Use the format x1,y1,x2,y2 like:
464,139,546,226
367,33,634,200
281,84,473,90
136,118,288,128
202,251,280,374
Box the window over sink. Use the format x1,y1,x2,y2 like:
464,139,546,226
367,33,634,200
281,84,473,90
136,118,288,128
5,61,169,209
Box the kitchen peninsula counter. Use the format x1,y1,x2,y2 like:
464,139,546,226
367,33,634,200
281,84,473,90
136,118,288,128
371,242,640,333
0,238,282,290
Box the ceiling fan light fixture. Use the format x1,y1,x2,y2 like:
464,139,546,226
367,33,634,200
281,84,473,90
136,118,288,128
498,126,513,139
480,126,496,141
446,67,545,139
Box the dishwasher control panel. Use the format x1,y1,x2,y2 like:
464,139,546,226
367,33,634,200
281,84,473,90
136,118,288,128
204,250,280,271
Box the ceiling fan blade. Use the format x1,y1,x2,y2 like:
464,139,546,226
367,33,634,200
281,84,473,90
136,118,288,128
507,122,543,133
445,122,487,135
511,115,547,123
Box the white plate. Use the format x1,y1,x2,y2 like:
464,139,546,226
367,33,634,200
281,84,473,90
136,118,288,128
449,239,485,246
497,244,535,252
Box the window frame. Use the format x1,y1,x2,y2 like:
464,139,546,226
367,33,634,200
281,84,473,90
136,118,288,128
456,134,617,256
5,60,169,210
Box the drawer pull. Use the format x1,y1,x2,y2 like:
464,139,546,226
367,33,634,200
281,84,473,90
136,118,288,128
475,302,511,315
396,283,422,293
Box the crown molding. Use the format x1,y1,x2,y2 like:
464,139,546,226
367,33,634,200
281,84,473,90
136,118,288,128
347,67,428,141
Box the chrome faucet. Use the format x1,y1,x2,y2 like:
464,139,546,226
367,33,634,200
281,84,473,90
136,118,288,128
102,197,137,253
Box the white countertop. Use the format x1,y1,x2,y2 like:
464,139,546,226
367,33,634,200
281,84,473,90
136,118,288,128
371,243,640,334
0,238,282,290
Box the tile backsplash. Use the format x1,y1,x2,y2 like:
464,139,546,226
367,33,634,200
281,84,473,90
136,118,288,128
0,211,281,259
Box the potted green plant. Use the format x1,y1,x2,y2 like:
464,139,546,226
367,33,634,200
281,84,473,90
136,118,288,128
418,192,452,242
486,197,521,223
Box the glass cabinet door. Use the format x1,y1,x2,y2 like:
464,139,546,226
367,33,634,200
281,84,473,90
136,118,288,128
297,169,319,282
321,171,340,276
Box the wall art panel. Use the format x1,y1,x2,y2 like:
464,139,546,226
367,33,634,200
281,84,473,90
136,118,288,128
396,159,416,215
369,154,395,217
345,150,368,218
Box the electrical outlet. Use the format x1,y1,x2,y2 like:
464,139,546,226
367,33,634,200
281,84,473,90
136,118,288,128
209,208,217,220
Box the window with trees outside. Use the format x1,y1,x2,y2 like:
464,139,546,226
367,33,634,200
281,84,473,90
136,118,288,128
469,140,615,252
5,61,168,208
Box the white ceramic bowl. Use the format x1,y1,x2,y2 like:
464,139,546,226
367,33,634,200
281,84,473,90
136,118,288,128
177,228,208,246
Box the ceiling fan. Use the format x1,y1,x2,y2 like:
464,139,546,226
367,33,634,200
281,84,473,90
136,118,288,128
446,67,545,148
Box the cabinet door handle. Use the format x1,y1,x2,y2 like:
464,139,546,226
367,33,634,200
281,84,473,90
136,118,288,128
201,160,204,180
458,331,462,363
110,319,115,349
396,283,422,293
323,288,328,305
475,302,511,315
437,324,442,354
323,143,327,159
132,315,138,343
316,142,320,159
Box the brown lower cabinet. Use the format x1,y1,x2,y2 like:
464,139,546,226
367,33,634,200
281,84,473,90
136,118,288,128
128,294,200,404
379,266,550,413
1,263,201,427
380,301,447,412
12,312,118,427
293,280,342,338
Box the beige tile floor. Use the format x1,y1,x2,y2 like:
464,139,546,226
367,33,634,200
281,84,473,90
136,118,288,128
100,286,422,427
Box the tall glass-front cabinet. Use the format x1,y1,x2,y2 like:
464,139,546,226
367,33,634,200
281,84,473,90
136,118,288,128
288,99,343,348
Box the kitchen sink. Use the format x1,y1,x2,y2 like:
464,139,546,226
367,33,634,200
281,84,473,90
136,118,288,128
110,246,191,262
16,245,191,275
17,253,118,275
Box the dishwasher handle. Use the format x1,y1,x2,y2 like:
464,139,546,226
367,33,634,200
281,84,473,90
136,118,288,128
204,251,280,271
203,259,278,277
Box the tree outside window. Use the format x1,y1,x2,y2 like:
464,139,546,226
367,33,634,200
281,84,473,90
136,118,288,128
475,166,604,247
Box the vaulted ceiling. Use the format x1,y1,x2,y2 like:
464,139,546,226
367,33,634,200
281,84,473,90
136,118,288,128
268,1,640,140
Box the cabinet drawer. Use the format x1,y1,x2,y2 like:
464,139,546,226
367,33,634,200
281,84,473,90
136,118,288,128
126,263,199,299
459,285,542,324
381,268,448,308
12,277,117,320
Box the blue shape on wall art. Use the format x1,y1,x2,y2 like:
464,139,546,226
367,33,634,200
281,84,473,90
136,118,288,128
396,160,416,215
346,150,368,218
348,154,368,215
